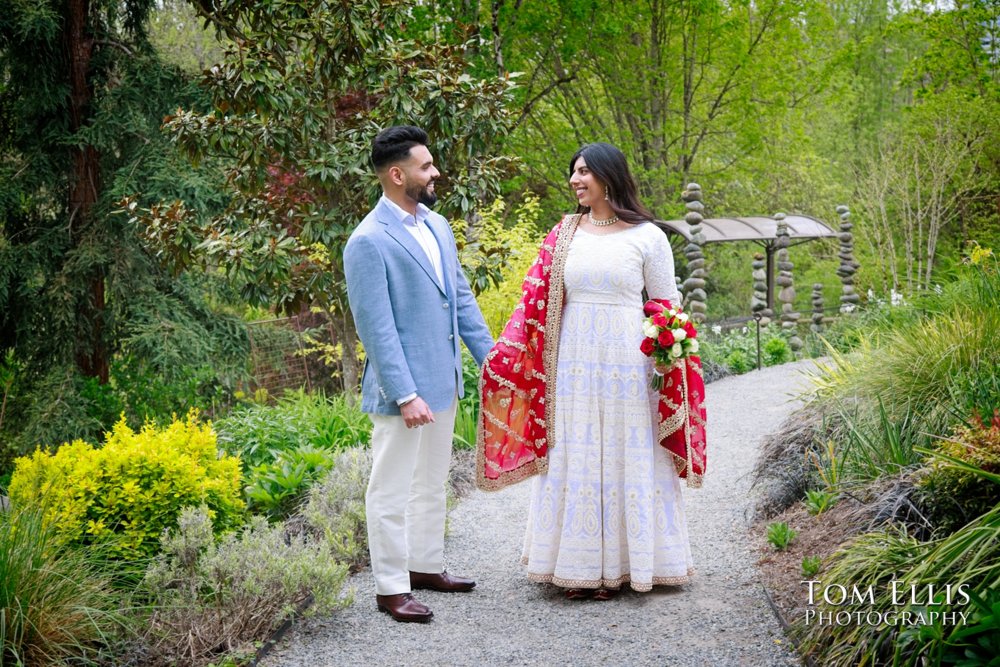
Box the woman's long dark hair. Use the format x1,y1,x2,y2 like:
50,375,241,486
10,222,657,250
569,142,654,224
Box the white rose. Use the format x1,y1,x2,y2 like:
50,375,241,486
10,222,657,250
678,312,689,323
673,328,687,341
688,339,699,353
671,342,682,357
642,320,659,338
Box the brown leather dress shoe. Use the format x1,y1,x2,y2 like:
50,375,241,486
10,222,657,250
375,593,434,623
409,570,476,592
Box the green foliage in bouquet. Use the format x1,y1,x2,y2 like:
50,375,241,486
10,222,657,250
8,412,244,560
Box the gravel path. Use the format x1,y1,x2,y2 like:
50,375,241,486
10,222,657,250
260,359,818,667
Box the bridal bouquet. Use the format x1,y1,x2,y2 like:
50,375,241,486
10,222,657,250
640,299,699,390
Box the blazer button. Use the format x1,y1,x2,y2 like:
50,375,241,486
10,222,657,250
442,302,449,308
448,334,454,340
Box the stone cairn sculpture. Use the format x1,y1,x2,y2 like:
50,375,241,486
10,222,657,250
811,283,825,333
836,204,860,313
774,213,803,353
680,183,708,323
751,252,771,323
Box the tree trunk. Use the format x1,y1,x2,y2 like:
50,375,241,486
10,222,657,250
66,0,108,382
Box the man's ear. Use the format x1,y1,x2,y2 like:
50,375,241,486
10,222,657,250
387,164,405,186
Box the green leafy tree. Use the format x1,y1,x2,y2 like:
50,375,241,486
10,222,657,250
127,0,517,394
0,0,247,458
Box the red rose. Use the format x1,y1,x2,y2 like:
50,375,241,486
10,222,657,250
658,330,675,346
683,322,697,339
640,337,655,356
643,300,665,316
652,313,667,327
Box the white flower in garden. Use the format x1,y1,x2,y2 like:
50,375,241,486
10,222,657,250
671,342,683,357
673,328,687,341
711,325,722,336
642,320,659,338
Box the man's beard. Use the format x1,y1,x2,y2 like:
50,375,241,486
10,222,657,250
407,181,437,207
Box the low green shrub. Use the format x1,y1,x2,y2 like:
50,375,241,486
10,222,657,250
766,521,797,551
725,349,753,374
453,350,481,450
140,506,349,667
214,390,370,470
246,443,335,518
8,412,244,560
919,412,1000,534
303,447,372,572
1,508,123,665
801,555,822,578
763,336,791,366
804,488,838,516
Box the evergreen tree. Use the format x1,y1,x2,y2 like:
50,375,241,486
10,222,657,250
0,0,243,457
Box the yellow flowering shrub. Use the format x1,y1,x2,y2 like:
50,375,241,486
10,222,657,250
8,411,244,559
470,196,548,336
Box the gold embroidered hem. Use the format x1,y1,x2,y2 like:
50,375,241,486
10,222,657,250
523,567,695,592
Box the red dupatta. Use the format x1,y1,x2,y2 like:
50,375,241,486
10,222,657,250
476,214,707,491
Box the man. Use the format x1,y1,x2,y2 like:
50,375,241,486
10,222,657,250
343,126,494,623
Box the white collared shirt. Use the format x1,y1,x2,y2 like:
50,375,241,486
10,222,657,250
381,195,444,288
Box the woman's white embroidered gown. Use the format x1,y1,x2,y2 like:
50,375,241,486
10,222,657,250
522,222,695,591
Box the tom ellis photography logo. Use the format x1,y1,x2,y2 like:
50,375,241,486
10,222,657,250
801,580,972,627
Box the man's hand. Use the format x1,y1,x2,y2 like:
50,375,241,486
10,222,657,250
400,397,435,429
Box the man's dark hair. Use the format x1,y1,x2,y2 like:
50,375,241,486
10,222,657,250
371,125,429,171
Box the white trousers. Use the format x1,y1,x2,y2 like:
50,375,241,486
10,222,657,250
366,399,458,596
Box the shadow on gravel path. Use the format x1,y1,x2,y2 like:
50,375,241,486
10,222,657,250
260,359,820,667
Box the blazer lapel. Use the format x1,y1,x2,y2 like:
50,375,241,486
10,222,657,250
377,201,446,296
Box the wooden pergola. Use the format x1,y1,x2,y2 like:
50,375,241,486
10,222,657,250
654,215,839,313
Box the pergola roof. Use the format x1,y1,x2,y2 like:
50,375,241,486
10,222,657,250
655,215,837,244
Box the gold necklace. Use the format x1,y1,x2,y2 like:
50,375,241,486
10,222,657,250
589,211,619,226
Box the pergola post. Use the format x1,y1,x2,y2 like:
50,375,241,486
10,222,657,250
765,243,776,318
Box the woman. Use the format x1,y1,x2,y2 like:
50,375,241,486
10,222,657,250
477,142,702,600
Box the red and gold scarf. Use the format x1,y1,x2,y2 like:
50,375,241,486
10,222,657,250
476,214,707,491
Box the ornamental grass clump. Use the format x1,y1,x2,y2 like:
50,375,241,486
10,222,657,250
140,506,349,667
1,508,123,665
806,255,1000,487
8,411,244,560
794,450,1000,666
